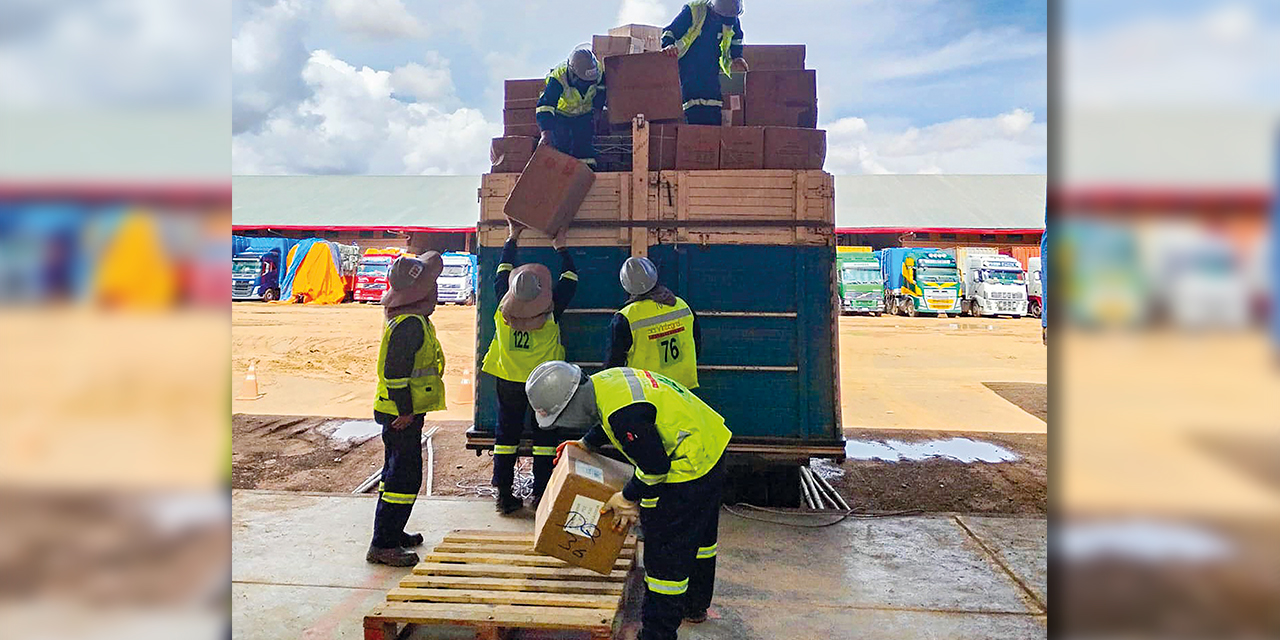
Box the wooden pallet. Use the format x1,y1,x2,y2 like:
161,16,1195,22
364,530,638,640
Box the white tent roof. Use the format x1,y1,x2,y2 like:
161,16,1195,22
233,174,1046,233
833,175,1046,232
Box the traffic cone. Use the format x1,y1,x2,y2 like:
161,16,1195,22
238,362,264,400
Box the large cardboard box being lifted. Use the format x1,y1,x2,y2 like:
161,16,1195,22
503,145,595,236
534,445,635,575
605,52,684,124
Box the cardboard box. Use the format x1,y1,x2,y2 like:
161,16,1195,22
504,97,540,111
604,52,684,124
741,44,806,71
608,24,663,52
490,136,536,174
534,445,635,575
504,123,540,137
649,123,678,171
720,126,764,169
503,108,536,127
744,70,818,128
719,72,746,98
593,34,642,59
505,78,546,102
763,127,827,170
675,125,721,170
504,145,596,236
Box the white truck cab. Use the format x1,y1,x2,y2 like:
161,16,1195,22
962,253,1028,317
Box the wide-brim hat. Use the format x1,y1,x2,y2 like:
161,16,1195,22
382,252,443,311
500,263,553,330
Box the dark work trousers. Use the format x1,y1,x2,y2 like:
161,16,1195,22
639,458,726,640
491,376,564,498
683,105,721,126
549,113,597,167
370,411,424,549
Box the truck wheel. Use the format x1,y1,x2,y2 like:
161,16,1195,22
466,292,476,306
262,288,278,302
1029,300,1042,318
905,301,917,317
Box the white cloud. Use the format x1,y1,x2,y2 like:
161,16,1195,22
869,26,1046,81
232,0,311,134
327,0,426,39
617,0,668,27
233,49,498,175
824,109,1047,175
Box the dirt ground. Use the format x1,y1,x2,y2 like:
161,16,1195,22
232,303,1048,512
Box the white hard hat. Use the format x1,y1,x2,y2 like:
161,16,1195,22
567,46,599,82
619,256,658,295
526,361,583,429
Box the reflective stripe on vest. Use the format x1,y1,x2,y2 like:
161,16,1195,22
619,298,698,390
591,367,731,486
374,314,446,415
670,1,735,77
481,309,566,383
547,64,602,117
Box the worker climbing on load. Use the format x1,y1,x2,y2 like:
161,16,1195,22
529,362,731,640
605,257,702,390
661,0,748,125
480,219,578,514
536,45,607,169
366,253,447,567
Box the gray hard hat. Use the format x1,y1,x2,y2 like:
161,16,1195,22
567,46,599,82
619,257,658,295
512,269,542,301
526,361,583,429
711,0,744,17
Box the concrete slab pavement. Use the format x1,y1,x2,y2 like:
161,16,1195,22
232,490,1046,640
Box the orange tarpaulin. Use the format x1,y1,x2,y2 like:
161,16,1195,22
276,241,347,305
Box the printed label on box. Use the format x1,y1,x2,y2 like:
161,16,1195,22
563,495,604,538
576,461,605,483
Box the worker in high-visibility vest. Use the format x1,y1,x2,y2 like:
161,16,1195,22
481,220,578,514
367,253,447,567
660,0,747,125
528,361,730,640
536,46,607,168
604,257,701,390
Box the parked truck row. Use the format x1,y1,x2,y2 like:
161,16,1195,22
835,245,1044,319
232,236,478,305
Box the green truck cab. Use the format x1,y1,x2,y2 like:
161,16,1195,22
836,247,884,315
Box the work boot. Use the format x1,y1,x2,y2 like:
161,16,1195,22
495,490,522,515
400,532,424,547
365,546,419,567
530,494,542,510
685,610,708,624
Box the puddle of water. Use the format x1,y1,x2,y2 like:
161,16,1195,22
844,437,1019,463
326,420,383,443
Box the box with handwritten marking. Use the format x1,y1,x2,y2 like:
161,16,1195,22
533,444,635,575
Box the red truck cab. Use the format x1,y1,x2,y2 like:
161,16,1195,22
354,248,409,303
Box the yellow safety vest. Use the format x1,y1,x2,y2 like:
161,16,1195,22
481,309,566,383
669,0,736,77
374,314,446,415
592,367,730,486
537,64,603,118
619,297,698,389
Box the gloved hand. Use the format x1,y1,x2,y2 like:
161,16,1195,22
600,491,639,533
731,57,749,73
553,439,584,465
661,45,679,57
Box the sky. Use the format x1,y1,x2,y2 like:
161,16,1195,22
230,0,1049,176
